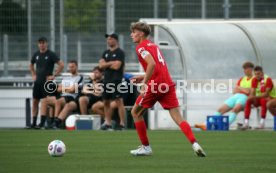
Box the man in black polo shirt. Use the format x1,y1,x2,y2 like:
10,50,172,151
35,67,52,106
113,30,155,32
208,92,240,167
99,33,126,130
29,37,64,128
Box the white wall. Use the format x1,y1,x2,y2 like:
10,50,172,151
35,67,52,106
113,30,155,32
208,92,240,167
0,89,32,128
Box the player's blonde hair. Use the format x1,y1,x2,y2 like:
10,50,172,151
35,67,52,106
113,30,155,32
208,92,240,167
130,22,151,37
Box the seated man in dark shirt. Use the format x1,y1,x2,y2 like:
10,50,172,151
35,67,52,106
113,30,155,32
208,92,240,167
78,66,104,116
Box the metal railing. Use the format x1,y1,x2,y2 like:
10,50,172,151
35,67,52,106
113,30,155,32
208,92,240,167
1,0,276,77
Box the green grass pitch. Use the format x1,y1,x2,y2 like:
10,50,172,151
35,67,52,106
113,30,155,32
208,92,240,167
0,130,276,173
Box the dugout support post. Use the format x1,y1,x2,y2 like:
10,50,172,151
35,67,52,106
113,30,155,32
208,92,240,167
25,98,31,127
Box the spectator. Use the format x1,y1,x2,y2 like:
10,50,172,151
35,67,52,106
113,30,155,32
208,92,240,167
109,73,138,129
52,60,83,128
99,33,126,130
78,66,104,116
28,37,64,128
36,92,60,129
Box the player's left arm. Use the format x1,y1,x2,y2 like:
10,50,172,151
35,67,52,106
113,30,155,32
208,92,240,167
47,60,64,81
110,51,124,70
99,60,122,70
255,88,271,99
63,76,83,93
99,59,112,69
235,87,251,95
54,60,64,76
58,83,77,93
64,85,76,93
110,60,122,70
247,78,257,100
233,78,242,94
251,78,273,99
258,78,273,98
260,88,272,98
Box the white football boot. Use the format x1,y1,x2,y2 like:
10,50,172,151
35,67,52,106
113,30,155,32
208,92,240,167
130,145,153,156
192,142,206,157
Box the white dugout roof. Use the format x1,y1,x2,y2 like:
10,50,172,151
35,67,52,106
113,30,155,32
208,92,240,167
142,19,276,80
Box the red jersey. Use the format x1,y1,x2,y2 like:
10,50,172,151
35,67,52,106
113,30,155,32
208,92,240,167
136,40,175,87
251,76,273,93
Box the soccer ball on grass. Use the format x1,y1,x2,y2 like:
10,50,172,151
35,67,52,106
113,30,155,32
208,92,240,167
48,140,66,157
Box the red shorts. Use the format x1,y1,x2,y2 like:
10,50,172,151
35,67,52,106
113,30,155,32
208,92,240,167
135,86,179,109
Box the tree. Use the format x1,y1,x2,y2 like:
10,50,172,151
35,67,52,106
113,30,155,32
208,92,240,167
0,0,27,33
64,0,105,33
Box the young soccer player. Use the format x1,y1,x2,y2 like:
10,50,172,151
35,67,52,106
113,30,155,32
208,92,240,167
129,21,206,157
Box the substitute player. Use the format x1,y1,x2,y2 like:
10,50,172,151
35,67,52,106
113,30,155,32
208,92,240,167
241,66,276,129
195,62,255,130
129,22,206,157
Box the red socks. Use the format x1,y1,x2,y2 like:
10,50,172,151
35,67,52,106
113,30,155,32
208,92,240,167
134,121,149,146
134,120,196,145
244,99,252,119
260,98,267,118
179,121,196,144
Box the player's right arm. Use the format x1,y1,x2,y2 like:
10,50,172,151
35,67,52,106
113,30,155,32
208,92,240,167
247,78,257,100
99,58,112,69
234,86,251,95
130,75,145,84
142,54,155,84
234,77,253,95
255,77,273,99
54,60,64,77
29,54,36,81
29,63,36,81
140,53,156,96
233,78,242,94
47,52,64,81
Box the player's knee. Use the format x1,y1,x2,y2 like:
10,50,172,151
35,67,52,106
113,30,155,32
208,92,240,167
110,101,117,109
115,98,124,106
93,101,103,110
79,97,87,104
231,108,240,114
266,101,272,109
55,98,63,106
217,107,224,113
232,105,242,113
131,109,139,118
40,98,46,105
33,99,40,106
103,100,110,106
69,102,77,109
260,99,267,105
92,104,99,112
91,104,97,112
246,97,254,104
